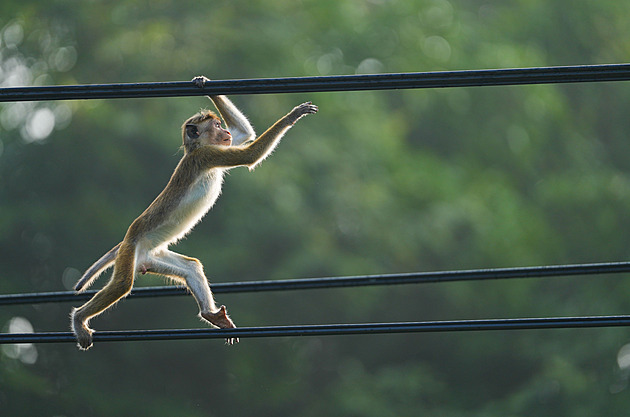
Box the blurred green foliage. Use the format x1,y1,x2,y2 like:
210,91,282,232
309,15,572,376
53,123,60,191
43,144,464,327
3,0,630,415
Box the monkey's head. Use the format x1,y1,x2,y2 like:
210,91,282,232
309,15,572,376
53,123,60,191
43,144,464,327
181,110,232,153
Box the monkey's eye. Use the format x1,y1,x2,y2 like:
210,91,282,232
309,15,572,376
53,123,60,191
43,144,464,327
215,122,222,128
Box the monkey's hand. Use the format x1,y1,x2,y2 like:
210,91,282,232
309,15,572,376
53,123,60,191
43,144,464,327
201,305,239,345
192,75,211,89
288,102,318,124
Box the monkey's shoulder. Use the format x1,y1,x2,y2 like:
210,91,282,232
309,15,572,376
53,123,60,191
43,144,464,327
169,152,225,185
186,145,232,165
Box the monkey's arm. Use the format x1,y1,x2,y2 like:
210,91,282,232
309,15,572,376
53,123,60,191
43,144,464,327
197,102,317,170
192,76,256,146
209,95,256,146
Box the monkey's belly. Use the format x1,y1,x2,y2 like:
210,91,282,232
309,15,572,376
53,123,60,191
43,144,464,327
144,171,224,248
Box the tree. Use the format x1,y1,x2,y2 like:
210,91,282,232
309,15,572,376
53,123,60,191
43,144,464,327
2,1,630,415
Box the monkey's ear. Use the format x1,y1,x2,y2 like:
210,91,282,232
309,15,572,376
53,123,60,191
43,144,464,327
186,124,200,139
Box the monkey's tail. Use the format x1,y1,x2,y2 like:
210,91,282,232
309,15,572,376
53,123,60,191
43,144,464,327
75,242,122,292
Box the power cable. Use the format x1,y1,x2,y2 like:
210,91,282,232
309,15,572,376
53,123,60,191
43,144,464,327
3,63,630,345
1,63,630,102
1,261,629,306
2,315,630,345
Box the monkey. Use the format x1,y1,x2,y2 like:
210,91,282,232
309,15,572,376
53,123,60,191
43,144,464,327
70,76,318,350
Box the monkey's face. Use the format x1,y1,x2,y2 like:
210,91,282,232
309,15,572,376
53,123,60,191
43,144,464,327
187,118,232,148
204,118,232,147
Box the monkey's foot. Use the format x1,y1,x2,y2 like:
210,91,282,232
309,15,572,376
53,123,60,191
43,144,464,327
70,311,94,351
201,305,239,345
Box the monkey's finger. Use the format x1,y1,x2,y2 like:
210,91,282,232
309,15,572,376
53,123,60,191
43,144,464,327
297,102,318,112
191,76,210,88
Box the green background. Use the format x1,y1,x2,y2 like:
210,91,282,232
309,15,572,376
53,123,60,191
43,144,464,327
3,1,630,415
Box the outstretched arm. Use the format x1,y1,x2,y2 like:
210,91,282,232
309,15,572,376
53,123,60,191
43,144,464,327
192,76,256,146
195,101,318,170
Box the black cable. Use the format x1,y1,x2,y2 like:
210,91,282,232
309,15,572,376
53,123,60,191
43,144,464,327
1,261,629,306
2,315,630,345
2,63,630,102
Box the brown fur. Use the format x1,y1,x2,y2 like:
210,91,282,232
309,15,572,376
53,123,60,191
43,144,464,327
70,91,317,350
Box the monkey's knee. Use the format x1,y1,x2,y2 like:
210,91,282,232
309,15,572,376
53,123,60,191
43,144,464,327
184,256,204,273
70,308,94,351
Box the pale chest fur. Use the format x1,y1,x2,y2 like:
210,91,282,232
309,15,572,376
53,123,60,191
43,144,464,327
143,169,225,248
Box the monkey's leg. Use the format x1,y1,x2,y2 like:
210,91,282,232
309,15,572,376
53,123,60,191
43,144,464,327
71,243,137,350
143,250,238,344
